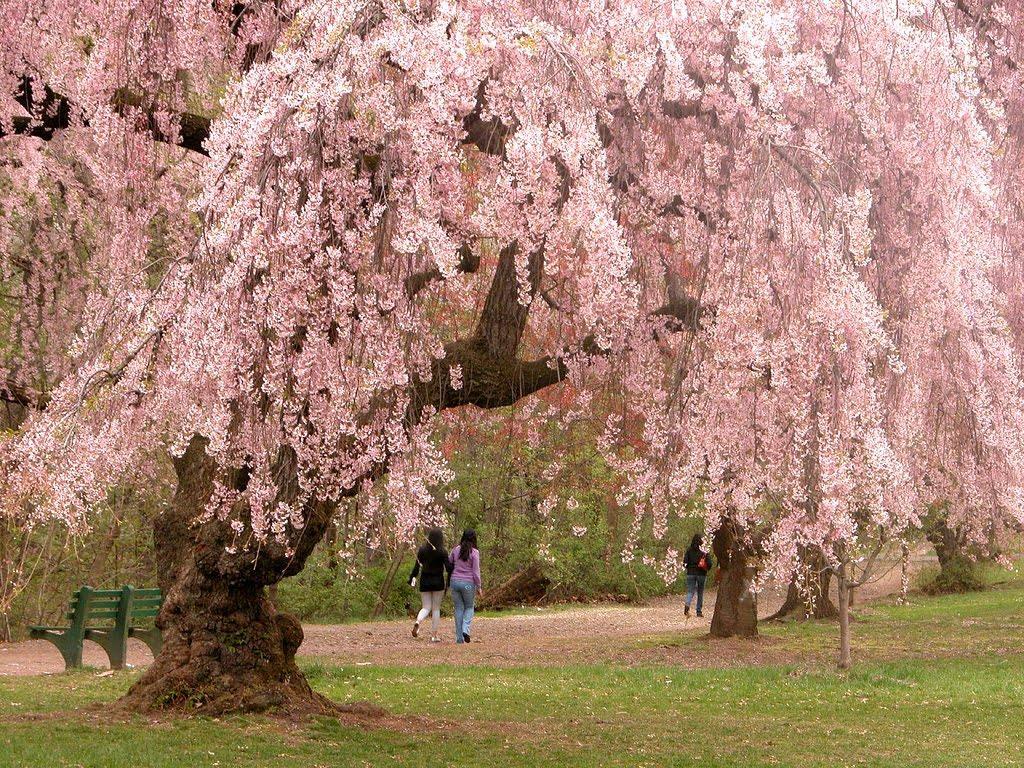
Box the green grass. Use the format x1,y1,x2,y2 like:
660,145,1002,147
2,579,1024,767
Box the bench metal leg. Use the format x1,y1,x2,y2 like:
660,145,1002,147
84,628,128,670
29,629,84,670
129,626,162,658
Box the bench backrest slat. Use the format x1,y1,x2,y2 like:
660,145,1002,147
72,588,122,599
69,609,120,619
69,599,121,611
63,585,163,627
125,584,162,624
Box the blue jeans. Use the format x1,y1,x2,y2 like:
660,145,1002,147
685,573,706,614
451,580,476,642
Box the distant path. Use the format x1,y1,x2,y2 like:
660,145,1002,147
0,554,931,676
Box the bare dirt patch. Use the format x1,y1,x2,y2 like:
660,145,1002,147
0,637,154,677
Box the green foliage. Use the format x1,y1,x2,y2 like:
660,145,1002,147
275,551,416,623
275,418,705,623
440,421,702,604
0,483,165,642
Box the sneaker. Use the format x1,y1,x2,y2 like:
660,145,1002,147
684,604,690,617
412,622,419,638
463,633,471,643
430,636,441,643
696,611,704,618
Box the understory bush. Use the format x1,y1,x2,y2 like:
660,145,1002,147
917,558,986,595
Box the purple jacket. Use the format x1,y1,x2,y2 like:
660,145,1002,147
449,545,481,588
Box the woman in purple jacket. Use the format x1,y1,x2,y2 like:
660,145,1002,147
449,529,482,644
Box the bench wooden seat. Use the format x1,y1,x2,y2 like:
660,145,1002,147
28,585,163,670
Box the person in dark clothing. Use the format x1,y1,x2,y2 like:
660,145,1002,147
683,533,713,618
409,528,453,642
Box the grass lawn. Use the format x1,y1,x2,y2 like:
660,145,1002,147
2,577,1023,768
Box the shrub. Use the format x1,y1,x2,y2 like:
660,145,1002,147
918,557,985,595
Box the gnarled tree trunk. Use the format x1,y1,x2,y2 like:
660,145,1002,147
926,513,966,571
120,439,339,715
709,520,758,638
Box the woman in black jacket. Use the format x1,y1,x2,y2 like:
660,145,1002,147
408,528,453,642
683,533,713,618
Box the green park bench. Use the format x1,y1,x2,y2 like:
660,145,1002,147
28,585,163,670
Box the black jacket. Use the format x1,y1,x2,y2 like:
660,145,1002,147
409,541,452,592
684,546,713,576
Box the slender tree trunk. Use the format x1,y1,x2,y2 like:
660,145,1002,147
709,521,758,638
120,438,340,715
899,542,910,604
87,519,121,585
371,544,406,620
836,564,851,670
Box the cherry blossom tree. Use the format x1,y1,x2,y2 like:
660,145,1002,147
2,0,1023,712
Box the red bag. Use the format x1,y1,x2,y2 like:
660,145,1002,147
697,553,709,570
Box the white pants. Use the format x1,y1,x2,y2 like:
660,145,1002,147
416,590,443,634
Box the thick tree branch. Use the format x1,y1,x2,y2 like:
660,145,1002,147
403,244,481,299
472,242,544,359
111,90,211,156
461,80,512,157
2,77,211,156
2,78,73,142
1,378,47,409
954,0,1019,71
409,289,705,426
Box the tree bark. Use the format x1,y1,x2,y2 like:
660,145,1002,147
926,513,967,571
709,521,758,638
899,542,910,604
370,544,406,620
120,438,341,715
476,563,550,610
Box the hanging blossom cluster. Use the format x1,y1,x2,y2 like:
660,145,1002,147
0,0,1022,580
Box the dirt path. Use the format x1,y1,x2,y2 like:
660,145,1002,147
301,554,920,668
0,554,928,676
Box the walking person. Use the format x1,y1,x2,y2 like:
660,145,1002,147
409,528,452,642
449,529,482,644
683,533,713,618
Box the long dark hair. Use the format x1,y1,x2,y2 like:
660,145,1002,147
689,533,703,552
458,528,477,561
426,527,444,550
